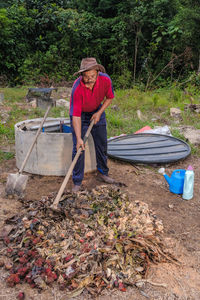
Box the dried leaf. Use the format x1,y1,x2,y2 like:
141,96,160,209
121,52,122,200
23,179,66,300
106,268,111,278
126,254,133,266
66,288,84,298
98,246,111,252
135,266,144,272
78,275,93,289
115,242,123,254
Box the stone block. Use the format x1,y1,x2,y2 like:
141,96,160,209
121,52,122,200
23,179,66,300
170,107,181,118
56,99,70,108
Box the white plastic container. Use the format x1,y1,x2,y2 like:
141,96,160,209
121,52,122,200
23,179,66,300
182,165,194,200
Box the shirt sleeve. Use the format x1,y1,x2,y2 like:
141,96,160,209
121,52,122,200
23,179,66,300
70,79,82,117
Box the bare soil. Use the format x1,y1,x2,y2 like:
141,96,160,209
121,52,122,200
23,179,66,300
0,155,200,300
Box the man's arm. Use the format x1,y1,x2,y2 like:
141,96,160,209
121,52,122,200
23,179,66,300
72,116,85,151
91,98,113,124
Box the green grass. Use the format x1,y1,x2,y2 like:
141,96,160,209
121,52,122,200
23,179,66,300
0,150,15,162
0,87,69,146
0,123,15,144
1,86,200,162
1,86,28,104
106,87,200,156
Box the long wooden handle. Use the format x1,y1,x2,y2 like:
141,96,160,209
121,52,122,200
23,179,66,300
19,105,51,174
52,120,94,208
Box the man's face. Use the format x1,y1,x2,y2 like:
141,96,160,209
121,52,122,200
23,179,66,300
82,69,98,85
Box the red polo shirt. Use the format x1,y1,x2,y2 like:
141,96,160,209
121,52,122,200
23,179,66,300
70,72,114,117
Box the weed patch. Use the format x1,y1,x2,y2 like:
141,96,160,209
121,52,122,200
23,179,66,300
0,150,14,162
0,123,15,143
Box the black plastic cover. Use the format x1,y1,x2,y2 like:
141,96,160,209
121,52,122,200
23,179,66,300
107,133,191,164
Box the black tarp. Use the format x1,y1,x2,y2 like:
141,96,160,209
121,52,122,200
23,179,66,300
107,133,191,164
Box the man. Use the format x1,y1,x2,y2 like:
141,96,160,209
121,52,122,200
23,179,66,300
70,57,115,192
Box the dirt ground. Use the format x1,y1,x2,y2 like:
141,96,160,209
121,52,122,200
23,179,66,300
0,155,200,300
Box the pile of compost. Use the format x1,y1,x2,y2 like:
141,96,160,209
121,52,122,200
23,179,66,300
0,185,176,297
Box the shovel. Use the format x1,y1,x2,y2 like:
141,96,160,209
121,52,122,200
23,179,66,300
51,119,94,210
5,105,51,197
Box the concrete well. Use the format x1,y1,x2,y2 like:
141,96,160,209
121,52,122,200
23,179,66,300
15,118,96,176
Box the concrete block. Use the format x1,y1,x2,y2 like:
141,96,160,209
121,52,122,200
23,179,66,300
36,97,55,110
56,99,70,108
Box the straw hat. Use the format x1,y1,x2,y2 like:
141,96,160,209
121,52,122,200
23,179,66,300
73,57,105,76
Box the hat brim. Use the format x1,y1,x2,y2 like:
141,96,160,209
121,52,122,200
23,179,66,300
73,64,105,76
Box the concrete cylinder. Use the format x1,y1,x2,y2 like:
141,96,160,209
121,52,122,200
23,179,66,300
15,118,96,176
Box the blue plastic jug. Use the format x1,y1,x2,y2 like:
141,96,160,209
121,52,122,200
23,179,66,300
62,124,72,133
163,169,186,194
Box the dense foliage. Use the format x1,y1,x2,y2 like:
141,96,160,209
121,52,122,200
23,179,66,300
0,0,200,88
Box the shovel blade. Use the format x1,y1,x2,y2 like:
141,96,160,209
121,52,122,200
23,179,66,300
5,173,29,197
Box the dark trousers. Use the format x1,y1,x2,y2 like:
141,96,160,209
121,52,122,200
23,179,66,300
70,110,109,186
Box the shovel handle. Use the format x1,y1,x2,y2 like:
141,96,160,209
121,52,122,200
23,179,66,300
19,105,51,174
52,119,94,208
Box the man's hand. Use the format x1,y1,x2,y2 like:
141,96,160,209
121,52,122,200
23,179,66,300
91,111,101,124
72,117,85,151
77,137,85,151
91,98,113,125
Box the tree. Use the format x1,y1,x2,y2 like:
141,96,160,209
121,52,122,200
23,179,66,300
172,0,200,73
1,0,200,87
